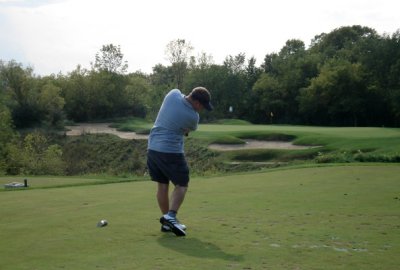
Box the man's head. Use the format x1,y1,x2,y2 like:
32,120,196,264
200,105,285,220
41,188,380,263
189,87,213,111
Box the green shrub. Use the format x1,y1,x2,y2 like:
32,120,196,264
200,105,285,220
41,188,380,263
61,134,148,176
354,151,400,162
211,136,245,145
6,132,66,175
315,150,400,163
231,150,280,161
314,151,354,163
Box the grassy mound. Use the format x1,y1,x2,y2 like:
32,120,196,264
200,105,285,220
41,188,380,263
62,134,148,176
211,119,253,125
7,120,400,177
110,117,152,134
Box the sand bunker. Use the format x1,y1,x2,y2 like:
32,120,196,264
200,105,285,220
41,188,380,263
65,123,149,140
208,139,318,151
66,123,318,150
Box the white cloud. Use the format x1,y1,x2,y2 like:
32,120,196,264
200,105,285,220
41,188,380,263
1,0,399,75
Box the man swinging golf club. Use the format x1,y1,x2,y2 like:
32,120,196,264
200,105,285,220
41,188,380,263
147,87,213,236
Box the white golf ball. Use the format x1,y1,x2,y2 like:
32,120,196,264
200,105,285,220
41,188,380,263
97,219,108,227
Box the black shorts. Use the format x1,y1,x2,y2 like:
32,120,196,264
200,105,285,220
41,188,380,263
147,149,189,187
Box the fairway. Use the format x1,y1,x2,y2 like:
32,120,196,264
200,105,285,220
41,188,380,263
1,165,399,269
198,124,400,138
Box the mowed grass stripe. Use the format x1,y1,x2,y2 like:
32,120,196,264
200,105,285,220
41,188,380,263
0,165,399,269
197,124,400,138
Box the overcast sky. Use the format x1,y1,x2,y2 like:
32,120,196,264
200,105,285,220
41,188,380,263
0,0,399,75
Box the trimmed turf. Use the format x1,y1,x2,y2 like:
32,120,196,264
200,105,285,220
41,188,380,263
0,175,142,190
1,164,399,269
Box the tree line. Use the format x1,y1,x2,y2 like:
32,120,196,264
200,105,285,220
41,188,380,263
1,25,400,131
1,25,400,175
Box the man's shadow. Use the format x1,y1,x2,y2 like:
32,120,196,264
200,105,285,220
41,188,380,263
157,235,243,261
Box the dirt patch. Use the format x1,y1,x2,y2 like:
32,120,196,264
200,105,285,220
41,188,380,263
65,123,149,140
208,139,318,151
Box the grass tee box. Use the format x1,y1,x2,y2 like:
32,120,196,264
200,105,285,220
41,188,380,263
0,176,137,190
0,165,399,269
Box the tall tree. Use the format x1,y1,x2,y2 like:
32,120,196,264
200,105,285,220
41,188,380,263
299,59,369,126
165,39,193,89
38,82,65,127
386,30,400,125
254,39,312,123
148,64,175,118
0,60,41,127
123,73,151,117
60,65,90,121
196,52,214,70
252,73,285,123
262,53,278,74
0,98,15,173
92,44,128,74
245,56,261,90
309,25,378,61
223,53,246,74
